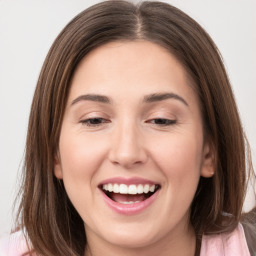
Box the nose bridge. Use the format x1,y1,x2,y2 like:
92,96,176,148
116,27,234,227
109,118,147,168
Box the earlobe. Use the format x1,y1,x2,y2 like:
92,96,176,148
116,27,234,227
54,155,63,179
200,140,215,178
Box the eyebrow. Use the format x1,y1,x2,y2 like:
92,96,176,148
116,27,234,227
71,94,112,105
143,93,188,106
71,92,188,107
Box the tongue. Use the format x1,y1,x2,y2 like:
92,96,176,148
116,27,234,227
112,193,146,203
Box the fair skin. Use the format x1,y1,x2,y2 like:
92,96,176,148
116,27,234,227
54,40,214,256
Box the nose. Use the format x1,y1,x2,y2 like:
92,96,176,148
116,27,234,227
108,122,148,169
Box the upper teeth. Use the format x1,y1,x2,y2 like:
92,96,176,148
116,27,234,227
102,184,157,194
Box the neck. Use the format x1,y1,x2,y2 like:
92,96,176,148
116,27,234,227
84,224,196,256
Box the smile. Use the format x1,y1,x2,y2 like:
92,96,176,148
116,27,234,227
99,177,161,214
102,183,159,203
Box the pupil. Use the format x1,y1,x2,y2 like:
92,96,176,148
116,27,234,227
91,118,101,124
155,119,166,124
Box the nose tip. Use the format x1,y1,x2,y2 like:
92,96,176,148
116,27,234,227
109,149,147,168
108,127,148,169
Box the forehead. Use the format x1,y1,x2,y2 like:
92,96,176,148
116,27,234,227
74,40,185,80
69,40,199,107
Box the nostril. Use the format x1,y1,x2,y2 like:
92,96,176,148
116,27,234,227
108,152,148,168
108,136,148,167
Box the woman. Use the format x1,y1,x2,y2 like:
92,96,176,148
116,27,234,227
1,1,255,255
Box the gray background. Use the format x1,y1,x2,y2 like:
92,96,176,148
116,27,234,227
0,0,255,236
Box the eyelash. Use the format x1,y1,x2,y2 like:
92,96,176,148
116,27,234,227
147,118,177,126
80,118,109,127
80,118,176,127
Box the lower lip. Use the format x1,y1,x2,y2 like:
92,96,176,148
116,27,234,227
99,189,160,215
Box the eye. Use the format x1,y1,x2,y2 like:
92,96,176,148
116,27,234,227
80,118,109,127
147,118,177,126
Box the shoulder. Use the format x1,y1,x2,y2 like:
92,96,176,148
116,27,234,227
242,207,256,255
0,231,31,256
200,223,251,256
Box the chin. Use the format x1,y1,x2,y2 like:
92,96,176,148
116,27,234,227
107,235,155,249
99,224,160,249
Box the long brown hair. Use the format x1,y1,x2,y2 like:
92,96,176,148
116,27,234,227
16,1,255,255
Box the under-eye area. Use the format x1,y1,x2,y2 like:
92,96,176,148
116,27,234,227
99,184,161,204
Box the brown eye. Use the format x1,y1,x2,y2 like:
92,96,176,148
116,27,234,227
81,118,109,127
149,118,177,126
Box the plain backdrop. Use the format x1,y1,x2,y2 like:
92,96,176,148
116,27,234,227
0,0,255,236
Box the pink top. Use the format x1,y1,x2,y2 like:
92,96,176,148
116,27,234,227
0,224,251,256
200,223,250,255
0,231,31,256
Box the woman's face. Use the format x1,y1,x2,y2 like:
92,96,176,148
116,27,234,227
54,41,213,251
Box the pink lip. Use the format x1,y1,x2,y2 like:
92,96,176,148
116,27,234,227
99,176,158,186
99,181,160,215
100,189,160,215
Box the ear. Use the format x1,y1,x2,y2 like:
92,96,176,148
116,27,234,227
200,139,215,178
54,153,63,179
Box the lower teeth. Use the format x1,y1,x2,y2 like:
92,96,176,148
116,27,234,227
103,188,159,204
120,201,141,204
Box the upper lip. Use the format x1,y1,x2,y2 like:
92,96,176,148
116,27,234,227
99,176,159,186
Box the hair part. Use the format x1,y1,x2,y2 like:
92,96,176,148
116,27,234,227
16,1,254,255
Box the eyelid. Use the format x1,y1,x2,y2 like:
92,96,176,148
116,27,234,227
80,117,110,127
77,110,110,121
145,110,177,120
78,111,111,127
146,118,177,126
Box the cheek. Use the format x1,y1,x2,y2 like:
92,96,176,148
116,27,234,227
59,130,106,179
57,131,108,222
151,133,203,186
142,132,203,233
58,130,108,208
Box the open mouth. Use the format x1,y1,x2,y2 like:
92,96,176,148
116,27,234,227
99,183,161,204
